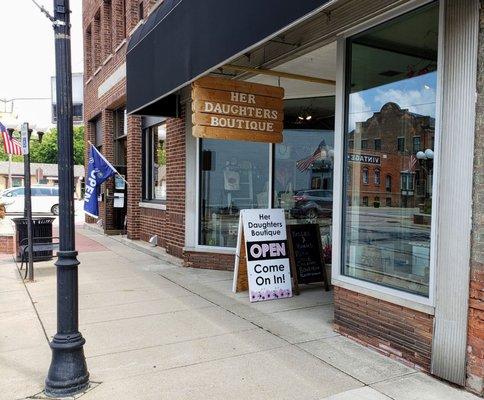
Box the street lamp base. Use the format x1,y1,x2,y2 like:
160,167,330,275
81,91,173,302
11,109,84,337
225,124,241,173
45,332,90,398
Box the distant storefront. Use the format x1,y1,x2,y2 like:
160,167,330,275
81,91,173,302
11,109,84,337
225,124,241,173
0,161,84,198
83,0,482,395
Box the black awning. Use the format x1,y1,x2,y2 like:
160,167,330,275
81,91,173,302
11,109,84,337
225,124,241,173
126,0,330,116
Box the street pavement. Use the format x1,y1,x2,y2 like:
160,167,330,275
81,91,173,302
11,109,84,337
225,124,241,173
0,227,480,400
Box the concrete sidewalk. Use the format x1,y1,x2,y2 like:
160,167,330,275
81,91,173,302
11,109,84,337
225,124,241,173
0,228,479,400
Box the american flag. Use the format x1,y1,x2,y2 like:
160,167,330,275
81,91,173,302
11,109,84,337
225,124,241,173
408,154,418,172
0,122,23,155
296,140,327,172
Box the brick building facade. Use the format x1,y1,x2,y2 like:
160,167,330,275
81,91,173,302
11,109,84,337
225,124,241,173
467,2,484,391
82,0,483,394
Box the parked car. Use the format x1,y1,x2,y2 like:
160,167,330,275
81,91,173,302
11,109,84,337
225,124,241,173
1,186,60,215
291,189,333,219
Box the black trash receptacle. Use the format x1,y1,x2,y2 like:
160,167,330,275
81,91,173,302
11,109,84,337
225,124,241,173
13,217,55,261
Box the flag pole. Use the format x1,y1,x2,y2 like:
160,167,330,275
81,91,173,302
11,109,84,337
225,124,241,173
87,141,129,186
8,154,12,188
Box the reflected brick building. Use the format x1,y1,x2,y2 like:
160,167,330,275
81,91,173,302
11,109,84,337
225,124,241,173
348,102,434,211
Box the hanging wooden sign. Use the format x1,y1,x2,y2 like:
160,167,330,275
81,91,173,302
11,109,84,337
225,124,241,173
192,76,284,143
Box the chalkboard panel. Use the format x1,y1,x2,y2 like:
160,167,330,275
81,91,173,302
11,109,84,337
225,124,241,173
287,224,329,292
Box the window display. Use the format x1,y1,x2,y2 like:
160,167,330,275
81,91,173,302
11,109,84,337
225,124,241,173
342,2,439,296
199,96,335,251
199,139,270,247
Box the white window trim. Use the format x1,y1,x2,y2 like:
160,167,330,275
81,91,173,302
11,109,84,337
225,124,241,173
139,201,166,211
331,0,440,311
184,245,236,255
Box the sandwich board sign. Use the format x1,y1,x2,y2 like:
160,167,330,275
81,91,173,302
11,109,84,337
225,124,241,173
232,209,292,302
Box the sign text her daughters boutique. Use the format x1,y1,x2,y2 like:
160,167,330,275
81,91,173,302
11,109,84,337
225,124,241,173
204,92,279,132
192,76,284,143
247,218,283,237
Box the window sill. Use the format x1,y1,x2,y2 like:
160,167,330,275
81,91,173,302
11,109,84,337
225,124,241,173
102,54,113,66
128,20,144,37
183,246,236,255
139,201,166,210
114,39,127,54
85,76,93,86
93,66,102,77
332,277,435,315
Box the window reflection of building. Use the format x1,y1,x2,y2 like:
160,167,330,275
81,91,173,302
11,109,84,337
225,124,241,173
348,102,434,209
362,168,369,185
342,1,439,297
275,96,335,253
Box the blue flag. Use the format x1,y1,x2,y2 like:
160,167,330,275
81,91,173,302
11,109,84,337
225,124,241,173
84,145,117,218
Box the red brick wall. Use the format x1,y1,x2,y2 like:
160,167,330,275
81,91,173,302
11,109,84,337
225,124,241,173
184,251,235,271
102,109,115,230
467,2,484,394
83,0,150,228
133,106,187,255
0,236,14,254
162,107,186,258
139,207,167,246
126,115,142,239
334,286,433,371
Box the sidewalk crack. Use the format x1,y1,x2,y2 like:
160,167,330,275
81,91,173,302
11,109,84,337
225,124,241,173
13,256,50,344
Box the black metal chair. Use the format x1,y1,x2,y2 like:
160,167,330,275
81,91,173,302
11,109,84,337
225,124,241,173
19,236,60,279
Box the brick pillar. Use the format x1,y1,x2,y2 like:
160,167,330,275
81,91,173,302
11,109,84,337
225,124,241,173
112,0,126,48
467,2,484,395
84,26,92,77
126,115,142,240
164,105,186,258
126,0,140,32
102,109,115,231
84,122,96,224
101,0,112,60
92,13,101,70
142,0,157,17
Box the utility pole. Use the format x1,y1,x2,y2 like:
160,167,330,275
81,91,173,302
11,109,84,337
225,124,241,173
45,0,89,396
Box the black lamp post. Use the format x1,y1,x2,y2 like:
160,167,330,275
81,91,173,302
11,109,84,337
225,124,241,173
44,0,89,396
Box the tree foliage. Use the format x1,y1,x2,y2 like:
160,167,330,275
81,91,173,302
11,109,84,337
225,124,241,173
29,125,85,165
0,126,85,165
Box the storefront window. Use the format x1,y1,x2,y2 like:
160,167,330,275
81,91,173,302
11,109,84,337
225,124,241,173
342,2,438,297
273,96,335,259
143,124,166,202
199,96,335,250
114,108,127,166
199,140,270,247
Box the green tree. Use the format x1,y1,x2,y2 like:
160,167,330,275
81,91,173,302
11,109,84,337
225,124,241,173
29,125,85,165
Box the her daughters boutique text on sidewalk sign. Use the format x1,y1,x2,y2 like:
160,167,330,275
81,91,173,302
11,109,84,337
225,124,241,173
232,209,292,302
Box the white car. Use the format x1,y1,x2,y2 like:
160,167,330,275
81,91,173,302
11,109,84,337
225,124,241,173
1,186,60,215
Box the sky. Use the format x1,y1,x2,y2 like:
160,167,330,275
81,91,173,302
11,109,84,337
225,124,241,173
348,72,437,131
0,0,83,129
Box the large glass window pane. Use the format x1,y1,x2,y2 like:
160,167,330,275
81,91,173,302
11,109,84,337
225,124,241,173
142,124,166,202
274,96,335,263
199,140,269,247
342,3,439,297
